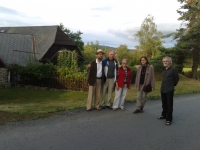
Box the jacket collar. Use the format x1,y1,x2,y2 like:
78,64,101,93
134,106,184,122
120,66,130,71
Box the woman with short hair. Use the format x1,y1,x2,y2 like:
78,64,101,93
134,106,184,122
112,59,132,111
133,56,155,114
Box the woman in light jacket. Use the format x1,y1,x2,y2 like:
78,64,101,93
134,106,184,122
112,59,132,111
133,56,155,114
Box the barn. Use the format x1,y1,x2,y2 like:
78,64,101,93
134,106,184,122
0,25,84,67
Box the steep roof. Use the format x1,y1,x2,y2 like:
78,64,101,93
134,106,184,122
0,26,76,59
0,33,34,66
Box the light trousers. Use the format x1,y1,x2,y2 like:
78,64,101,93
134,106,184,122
87,79,102,110
112,84,128,109
136,84,148,110
101,78,115,106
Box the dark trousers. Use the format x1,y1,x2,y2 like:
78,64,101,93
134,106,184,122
161,91,174,122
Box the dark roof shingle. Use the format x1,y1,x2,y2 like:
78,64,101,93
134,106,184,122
0,33,34,66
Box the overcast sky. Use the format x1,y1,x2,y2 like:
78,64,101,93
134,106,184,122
0,0,182,49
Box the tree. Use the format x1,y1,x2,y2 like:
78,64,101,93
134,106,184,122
134,14,163,58
159,46,189,73
115,45,129,65
59,23,84,51
173,0,200,79
83,41,100,62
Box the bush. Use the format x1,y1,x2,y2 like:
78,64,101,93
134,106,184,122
183,70,200,78
57,50,87,79
149,55,164,72
8,62,57,80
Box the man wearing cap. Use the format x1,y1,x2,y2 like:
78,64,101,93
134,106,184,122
86,49,105,111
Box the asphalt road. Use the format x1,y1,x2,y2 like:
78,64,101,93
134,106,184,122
1,94,200,150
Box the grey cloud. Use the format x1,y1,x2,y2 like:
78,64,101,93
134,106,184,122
0,19,32,26
107,23,181,48
0,6,26,16
0,6,18,15
0,6,54,27
82,32,137,49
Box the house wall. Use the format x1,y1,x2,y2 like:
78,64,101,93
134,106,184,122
0,68,8,88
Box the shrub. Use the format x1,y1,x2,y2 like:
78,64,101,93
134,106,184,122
149,55,164,72
57,50,87,79
8,62,57,80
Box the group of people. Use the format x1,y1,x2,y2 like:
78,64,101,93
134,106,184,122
86,49,179,126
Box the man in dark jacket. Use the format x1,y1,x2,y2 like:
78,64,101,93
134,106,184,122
86,49,105,111
158,56,179,126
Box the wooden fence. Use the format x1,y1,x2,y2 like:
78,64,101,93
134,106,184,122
10,74,136,92
11,75,88,92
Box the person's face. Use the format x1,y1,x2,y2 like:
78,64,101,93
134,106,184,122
108,51,115,60
140,58,147,65
97,53,103,60
122,61,127,67
163,58,170,67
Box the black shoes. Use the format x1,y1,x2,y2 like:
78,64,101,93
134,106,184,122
106,106,112,110
100,106,112,110
140,107,144,113
100,106,106,109
157,116,166,120
133,109,140,114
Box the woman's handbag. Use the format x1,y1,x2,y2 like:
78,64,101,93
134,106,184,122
143,84,152,93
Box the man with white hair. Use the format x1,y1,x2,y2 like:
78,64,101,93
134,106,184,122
101,49,118,109
158,56,179,126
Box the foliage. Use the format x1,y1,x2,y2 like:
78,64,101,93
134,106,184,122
8,50,87,80
149,46,190,73
159,46,190,73
173,0,200,79
134,14,163,58
8,62,57,80
183,70,200,78
116,45,129,65
59,23,84,51
149,55,164,72
83,41,100,62
57,50,87,78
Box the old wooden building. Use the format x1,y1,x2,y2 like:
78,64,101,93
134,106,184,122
0,26,84,66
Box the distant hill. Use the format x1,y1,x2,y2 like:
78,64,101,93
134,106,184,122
97,45,135,51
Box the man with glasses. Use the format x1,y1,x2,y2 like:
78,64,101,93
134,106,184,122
158,56,179,126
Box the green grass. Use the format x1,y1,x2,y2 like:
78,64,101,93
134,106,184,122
0,88,87,114
0,73,200,124
125,73,200,102
183,68,200,72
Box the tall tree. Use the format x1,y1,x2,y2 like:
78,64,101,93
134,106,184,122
115,45,129,65
83,41,100,62
59,23,84,51
134,14,163,58
174,0,200,79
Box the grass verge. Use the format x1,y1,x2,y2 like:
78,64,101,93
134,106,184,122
0,73,200,124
